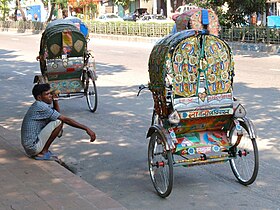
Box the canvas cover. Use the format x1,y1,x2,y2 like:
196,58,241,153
39,19,87,59
149,30,234,119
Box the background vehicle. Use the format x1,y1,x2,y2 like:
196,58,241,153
137,14,172,23
96,13,124,22
34,19,98,112
175,4,198,14
134,8,148,19
123,13,136,21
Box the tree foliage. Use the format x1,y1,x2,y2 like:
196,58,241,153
113,0,130,10
46,0,68,22
193,0,266,27
0,0,11,20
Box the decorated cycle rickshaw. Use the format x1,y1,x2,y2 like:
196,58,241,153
34,18,98,112
139,9,259,197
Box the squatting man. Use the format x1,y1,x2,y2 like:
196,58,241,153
21,83,96,160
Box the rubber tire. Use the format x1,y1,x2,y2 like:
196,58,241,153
148,132,173,198
229,121,259,185
85,76,98,113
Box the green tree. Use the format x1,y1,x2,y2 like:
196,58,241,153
45,0,68,22
0,0,11,20
194,0,266,27
113,0,130,10
224,0,266,26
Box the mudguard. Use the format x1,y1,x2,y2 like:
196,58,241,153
146,124,176,151
236,116,257,139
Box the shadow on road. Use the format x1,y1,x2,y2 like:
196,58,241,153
1,49,280,208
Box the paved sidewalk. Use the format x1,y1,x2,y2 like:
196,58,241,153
0,126,127,210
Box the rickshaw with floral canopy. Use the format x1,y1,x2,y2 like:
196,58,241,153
34,18,98,112
138,8,259,197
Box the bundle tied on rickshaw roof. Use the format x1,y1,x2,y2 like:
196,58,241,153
39,19,87,59
175,8,220,36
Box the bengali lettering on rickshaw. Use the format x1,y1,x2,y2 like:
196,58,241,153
180,107,233,119
207,93,233,103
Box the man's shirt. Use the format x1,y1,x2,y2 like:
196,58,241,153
21,101,60,156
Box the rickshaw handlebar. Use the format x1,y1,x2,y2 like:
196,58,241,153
137,84,148,96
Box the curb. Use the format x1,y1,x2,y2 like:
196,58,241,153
0,126,127,210
228,41,280,55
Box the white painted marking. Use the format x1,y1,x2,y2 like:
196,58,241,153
13,71,26,75
96,64,112,67
109,50,124,54
270,69,280,72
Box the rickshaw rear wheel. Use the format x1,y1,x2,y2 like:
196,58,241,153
148,132,173,198
229,121,259,185
84,74,98,113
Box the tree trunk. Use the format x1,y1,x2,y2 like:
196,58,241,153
14,8,18,21
16,0,27,21
47,3,55,22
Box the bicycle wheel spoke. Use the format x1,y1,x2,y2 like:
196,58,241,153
229,121,258,185
148,132,173,197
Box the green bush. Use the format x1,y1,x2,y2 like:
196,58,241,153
0,20,279,44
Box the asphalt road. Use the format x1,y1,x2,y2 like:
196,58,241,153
0,31,280,210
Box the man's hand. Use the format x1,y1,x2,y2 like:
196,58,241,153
58,115,96,142
51,90,60,101
87,129,96,142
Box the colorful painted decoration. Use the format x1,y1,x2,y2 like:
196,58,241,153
50,79,83,94
62,29,73,55
148,30,234,120
174,130,230,155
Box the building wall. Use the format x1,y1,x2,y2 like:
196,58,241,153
140,0,153,14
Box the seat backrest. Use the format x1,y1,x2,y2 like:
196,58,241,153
45,57,84,94
45,57,84,81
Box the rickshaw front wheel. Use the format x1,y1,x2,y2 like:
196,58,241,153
229,121,259,185
84,75,98,113
148,132,173,198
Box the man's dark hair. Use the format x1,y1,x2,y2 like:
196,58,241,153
32,84,51,99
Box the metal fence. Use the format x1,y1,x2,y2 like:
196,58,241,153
86,21,174,37
220,26,280,44
1,20,280,44
0,20,46,32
